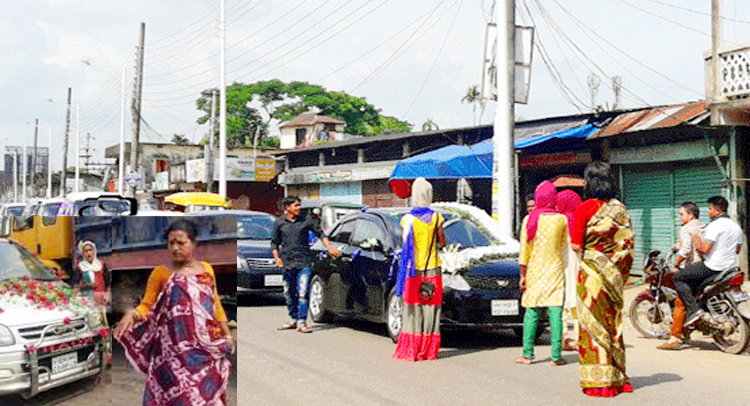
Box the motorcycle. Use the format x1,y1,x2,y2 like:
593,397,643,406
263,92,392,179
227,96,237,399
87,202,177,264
629,250,750,354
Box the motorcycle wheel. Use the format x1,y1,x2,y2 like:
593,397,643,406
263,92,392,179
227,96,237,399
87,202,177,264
628,295,672,339
712,308,750,354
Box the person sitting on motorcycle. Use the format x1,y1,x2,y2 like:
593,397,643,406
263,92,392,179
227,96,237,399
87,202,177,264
674,196,742,329
657,201,703,351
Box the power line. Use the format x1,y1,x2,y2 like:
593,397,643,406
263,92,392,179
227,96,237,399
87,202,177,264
640,0,750,25
402,0,464,118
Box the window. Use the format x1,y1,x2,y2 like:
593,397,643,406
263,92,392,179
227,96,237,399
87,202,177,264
444,219,493,248
350,220,386,251
329,220,357,244
155,159,168,173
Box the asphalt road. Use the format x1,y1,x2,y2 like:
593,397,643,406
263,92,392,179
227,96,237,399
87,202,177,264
238,288,750,406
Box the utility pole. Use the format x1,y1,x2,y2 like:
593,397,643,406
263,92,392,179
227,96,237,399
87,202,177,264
491,0,515,236
75,104,80,193
612,76,622,111
207,89,216,193
47,126,52,199
587,73,601,112
131,22,146,183
81,133,94,170
22,144,27,202
710,0,722,125
62,87,72,196
32,118,38,197
219,0,228,198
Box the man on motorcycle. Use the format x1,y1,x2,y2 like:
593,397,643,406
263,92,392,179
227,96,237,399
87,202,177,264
657,202,703,350
675,196,743,328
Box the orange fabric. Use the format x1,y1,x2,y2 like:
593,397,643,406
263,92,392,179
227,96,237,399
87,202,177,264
135,262,227,322
662,272,685,339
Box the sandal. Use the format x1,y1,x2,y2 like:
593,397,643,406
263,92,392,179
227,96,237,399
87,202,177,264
297,324,312,334
277,322,296,331
514,356,532,365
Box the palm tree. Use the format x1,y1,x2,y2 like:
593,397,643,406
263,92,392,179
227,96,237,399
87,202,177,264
171,134,192,146
462,85,483,125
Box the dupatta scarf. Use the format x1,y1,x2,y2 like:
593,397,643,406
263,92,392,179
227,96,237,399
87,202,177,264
577,199,634,391
118,272,232,406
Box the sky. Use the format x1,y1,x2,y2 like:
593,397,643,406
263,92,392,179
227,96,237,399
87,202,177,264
1,0,749,176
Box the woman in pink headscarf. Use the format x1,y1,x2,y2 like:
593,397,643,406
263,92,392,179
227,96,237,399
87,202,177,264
556,189,583,351
515,181,570,366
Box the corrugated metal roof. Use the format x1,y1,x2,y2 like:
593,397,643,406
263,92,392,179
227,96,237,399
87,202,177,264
590,100,709,138
279,112,346,128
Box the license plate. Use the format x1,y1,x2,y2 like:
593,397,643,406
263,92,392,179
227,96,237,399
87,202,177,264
264,274,283,287
51,352,78,374
491,299,519,316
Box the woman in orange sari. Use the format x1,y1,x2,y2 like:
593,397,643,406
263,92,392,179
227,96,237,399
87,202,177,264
114,220,234,405
571,162,635,397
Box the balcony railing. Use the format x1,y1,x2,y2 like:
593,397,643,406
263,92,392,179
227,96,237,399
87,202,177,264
705,43,750,101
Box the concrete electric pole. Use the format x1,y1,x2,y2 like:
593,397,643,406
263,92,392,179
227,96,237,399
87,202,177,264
131,22,146,185
492,0,515,236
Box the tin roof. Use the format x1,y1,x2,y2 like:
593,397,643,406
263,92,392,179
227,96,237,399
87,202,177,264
590,100,709,138
279,112,346,128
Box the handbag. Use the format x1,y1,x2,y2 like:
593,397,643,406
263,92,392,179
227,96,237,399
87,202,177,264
418,227,438,300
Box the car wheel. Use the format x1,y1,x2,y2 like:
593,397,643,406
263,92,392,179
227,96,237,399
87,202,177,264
309,275,333,323
386,289,403,343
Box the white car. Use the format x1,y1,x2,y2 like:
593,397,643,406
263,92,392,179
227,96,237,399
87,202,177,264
0,239,106,397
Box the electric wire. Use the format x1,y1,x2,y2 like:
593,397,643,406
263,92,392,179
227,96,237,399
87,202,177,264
640,0,750,25
402,0,464,118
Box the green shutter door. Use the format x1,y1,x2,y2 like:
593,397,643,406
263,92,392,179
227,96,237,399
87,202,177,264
622,167,675,274
672,162,725,238
622,161,725,275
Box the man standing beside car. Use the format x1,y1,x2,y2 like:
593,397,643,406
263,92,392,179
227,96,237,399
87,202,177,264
272,196,341,333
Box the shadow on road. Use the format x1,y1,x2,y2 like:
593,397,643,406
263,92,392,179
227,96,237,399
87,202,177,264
630,372,683,389
238,293,285,307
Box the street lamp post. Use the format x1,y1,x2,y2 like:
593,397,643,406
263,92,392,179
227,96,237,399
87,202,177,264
82,60,127,195
28,123,53,198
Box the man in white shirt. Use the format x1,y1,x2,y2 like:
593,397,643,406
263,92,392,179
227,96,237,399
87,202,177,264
675,196,743,328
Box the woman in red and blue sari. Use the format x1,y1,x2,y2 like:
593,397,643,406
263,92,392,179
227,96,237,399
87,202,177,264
393,177,446,361
114,220,234,405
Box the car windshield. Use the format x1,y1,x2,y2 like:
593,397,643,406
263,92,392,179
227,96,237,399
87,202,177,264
42,202,61,216
238,214,275,240
0,241,57,281
7,206,25,216
76,199,131,216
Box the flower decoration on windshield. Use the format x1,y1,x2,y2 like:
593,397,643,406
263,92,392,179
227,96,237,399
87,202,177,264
0,276,91,315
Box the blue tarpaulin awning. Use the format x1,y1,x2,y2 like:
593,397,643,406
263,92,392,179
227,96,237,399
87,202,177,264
388,124,596,197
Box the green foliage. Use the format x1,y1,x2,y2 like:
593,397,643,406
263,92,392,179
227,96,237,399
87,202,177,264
196,80,411,146
171,134,192,146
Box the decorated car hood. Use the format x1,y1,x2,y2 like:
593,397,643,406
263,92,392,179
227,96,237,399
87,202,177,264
0,277,92,326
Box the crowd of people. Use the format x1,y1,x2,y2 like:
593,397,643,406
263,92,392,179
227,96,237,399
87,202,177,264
269,160,744,399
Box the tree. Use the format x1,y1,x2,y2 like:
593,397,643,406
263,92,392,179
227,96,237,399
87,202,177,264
462,85,483,125
171,134,192,146
422,118,439,131
195,80,411,147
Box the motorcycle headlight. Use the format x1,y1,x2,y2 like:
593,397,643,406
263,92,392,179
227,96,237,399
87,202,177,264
443,273,471,291
0,325,15,346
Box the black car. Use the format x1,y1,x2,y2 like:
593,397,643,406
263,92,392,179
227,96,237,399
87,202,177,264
308,207,526,342
235,210,281,294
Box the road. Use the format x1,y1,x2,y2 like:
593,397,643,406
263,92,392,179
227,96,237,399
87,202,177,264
238,288,750,406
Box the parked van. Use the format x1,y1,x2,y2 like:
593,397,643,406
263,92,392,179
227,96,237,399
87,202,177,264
58,192,133,216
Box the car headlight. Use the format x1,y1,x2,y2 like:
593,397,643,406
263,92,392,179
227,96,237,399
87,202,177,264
443,273,471,291
0,325,15,346
237,256,243,269
86,311,102,330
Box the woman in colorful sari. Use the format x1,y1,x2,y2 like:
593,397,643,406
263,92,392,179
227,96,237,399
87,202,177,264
393,177,446,361
114,220,234,405
515,181,569,366
556,190,582,351
571,162,635,397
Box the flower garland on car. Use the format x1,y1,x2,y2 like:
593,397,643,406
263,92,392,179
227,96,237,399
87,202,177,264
0,276,91,315
432,203,520,274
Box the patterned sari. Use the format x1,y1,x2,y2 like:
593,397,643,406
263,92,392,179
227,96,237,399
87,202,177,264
118,272,232,406
577,199,634,395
